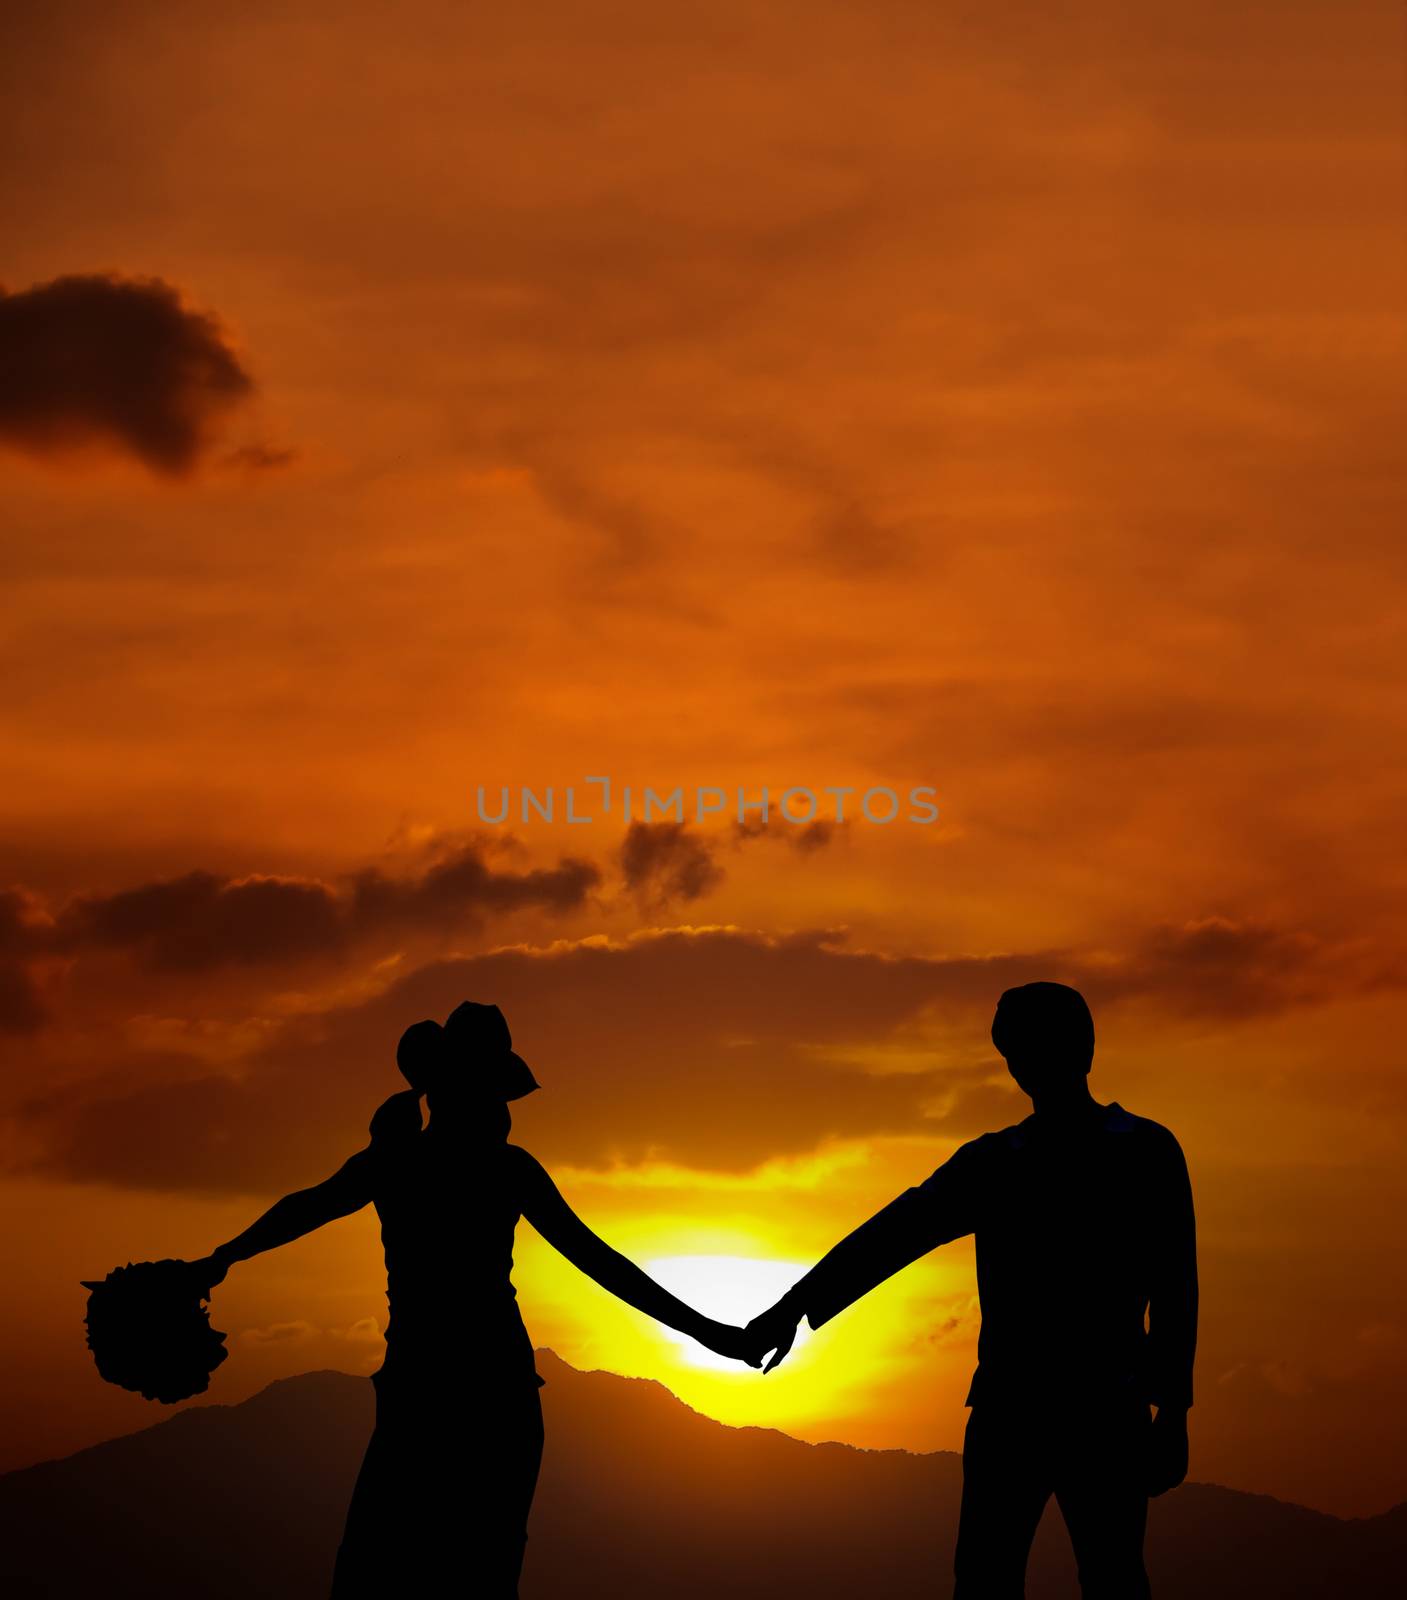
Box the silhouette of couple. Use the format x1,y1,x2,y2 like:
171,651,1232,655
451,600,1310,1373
184,982,1196,1599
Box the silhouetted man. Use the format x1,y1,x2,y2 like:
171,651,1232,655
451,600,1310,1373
745,982,1197,1599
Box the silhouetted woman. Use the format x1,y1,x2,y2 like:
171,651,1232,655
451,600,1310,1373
187,1002,752,1597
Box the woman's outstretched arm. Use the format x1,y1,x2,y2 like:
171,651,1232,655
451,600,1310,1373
189,1148,377,1289
514,1147,756,1364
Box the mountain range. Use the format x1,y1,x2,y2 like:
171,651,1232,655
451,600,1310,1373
2,1350,1403,1597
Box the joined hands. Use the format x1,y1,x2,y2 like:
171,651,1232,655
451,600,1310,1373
742,1300,804,1373
691,1297,805,1374
693,1320,765,1368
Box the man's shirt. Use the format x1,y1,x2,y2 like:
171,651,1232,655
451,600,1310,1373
786,1102,1197,1410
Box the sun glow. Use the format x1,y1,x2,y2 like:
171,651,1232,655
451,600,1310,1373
646,1254,813,1371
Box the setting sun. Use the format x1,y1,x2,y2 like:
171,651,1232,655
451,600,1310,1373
646,1256,812,1370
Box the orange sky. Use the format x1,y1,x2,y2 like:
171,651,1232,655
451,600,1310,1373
1,0,1405,1519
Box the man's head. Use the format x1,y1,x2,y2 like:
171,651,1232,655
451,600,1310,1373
991,982,1095,1101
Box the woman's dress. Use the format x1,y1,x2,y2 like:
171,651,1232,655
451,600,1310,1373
330,1104,545,1599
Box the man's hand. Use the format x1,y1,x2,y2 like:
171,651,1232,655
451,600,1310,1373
1145,1406,1190,1496
744,1301,804,1374
693,1320,764,1369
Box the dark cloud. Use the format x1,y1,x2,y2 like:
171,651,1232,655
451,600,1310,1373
346,847,600,936
617,815,837,910
0,891,48,1033
5,843,600,977
61,870,346,972
0,963,46,1034
20,1070,254,1193
16,908,1391,1197
0,273,253,474
1111,916,1400,1020
13,927,1006,1193
0,888,49,956
618,822,725,908
734,816,839,855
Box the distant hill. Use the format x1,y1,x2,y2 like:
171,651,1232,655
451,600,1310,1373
1,1351,1402,1597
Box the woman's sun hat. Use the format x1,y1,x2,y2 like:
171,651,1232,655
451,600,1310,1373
442,1001,540,1101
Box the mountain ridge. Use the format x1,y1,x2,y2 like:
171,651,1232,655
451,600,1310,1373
2,1352,1402,1597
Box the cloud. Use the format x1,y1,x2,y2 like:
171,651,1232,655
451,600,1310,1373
0,963,46,1034
239,1320,318,1345
618,822,725,908
11,926,996,1193
19,843,600,975
0,890,48,1032
617,816,838,911
59,871,347,972
0,273,254,474
13,906,1392,1197
0,888,49,956
332,1317,385,1344
1110,916,1399,1020
345,846,600,937
734,816,839,855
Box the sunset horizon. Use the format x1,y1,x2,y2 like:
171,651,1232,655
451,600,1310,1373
3,8,1405,1589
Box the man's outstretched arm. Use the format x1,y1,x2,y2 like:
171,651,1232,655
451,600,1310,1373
747,1141,982,1370
188,1148,377,1290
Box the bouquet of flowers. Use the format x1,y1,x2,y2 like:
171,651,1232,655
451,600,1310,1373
81,1259,228,1404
